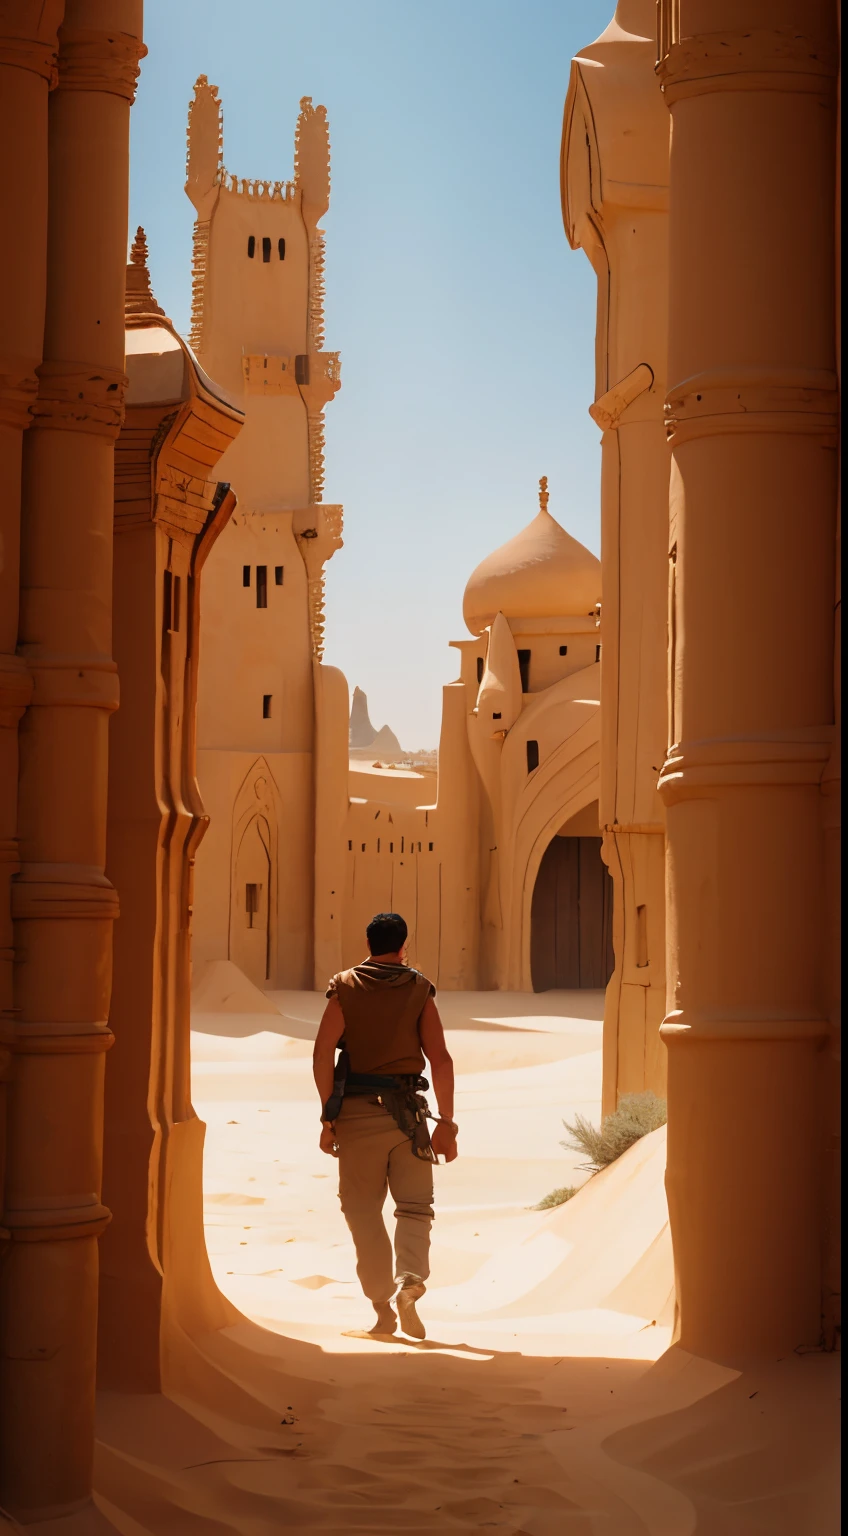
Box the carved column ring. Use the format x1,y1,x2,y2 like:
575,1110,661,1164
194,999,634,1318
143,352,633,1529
665,367,838,442
0,38,58,85
32,360,128,437
657,29,838,102
56,28,147,102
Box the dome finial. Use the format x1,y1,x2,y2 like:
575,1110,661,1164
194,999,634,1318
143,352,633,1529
130,226,148,266
539,475,549,514
125,226,170,326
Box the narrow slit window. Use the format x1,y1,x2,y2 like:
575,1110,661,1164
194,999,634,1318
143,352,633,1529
243,564,251,587
428,842,434,851
278,238,286,260
348,840,353,851
636,904,649,968
172,574,181,633
256,566,267,608
247,236,255,258
295,354,310,386
245,883,259,927
559,644,568,656
274,565,284,585
595,643,602,662
476,656,484,684
517,648,531,693
526,739,540,773
262,694,272,719
163,569,173,632
361,843,366,852
262,236,271,262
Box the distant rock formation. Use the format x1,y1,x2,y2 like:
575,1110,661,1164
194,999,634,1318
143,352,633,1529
349,686,403,759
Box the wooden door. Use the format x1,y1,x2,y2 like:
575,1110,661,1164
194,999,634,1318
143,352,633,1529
531,835,614,991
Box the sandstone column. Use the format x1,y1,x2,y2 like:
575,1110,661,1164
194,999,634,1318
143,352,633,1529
561,1,670,1115
0,2,144,1518
0,0,62,1298
657,0,839,1357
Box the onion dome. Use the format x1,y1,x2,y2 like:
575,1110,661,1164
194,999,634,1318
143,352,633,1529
463,478,601,636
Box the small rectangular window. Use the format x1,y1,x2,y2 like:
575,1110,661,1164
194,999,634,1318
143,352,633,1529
428,842,434,851
262,236,271,262
262,694,272,718
247,236,255,258
295,354,310,386
476,656,484,684
595,644,601,662
389,842,394,852
256,566,267,608
278,238,286,260
517,648,531,693
245,883,259,927
172,574,181,633
492,711,502,721
243,564,251,587
274,565,284,585
526,739,539,773
348,840,353,851
361,843,366,852
559,644,568,656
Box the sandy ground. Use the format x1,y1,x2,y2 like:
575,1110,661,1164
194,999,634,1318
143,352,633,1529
61,977,838,1534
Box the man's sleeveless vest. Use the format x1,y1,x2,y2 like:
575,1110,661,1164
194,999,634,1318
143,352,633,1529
326,961,434,1076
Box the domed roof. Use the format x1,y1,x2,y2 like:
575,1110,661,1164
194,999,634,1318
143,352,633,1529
463,479,601,636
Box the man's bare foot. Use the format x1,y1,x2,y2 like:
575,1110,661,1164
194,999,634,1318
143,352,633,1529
369,1301,397,1335
396,1281,426,1340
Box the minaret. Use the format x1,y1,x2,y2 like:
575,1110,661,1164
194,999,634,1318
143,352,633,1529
185,81,343,990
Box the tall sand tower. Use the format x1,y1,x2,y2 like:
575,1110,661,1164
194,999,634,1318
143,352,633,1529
185,79,343,988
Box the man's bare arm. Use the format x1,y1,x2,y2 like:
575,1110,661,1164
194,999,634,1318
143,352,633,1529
419,997,454,1119
419,997,458,1161
312,997,345,1118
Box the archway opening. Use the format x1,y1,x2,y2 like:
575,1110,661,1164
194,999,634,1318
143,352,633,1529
530,809,613,991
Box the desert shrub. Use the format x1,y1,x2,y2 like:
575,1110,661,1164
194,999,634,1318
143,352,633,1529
561,1091,667,1174
531,1185,577,1211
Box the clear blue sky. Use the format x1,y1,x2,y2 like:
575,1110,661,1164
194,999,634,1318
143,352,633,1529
131,1,614,747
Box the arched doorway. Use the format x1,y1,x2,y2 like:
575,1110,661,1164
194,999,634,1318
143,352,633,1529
231,814,272,985
530,833,614,991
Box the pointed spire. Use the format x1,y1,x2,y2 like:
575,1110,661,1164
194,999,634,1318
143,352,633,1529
538,475,549,515
130,226,149,267
125,226,170,326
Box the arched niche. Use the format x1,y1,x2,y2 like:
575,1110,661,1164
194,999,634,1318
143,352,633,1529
228,758,282,986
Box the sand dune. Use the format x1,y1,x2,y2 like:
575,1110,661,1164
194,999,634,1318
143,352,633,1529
60,985,838,1534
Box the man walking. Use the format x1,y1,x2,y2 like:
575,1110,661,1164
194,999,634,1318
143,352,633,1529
312,912,458,1338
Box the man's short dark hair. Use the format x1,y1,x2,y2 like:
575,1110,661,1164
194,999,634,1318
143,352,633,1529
366,912,408,956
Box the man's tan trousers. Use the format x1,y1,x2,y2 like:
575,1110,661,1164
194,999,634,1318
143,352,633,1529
335,1096,434,1304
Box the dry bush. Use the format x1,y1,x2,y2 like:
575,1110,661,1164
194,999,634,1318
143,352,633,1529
561,1091,667,1174
531,1185,577,1211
